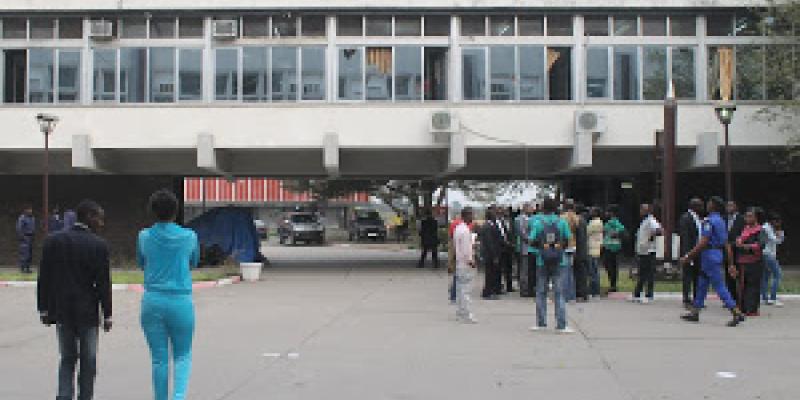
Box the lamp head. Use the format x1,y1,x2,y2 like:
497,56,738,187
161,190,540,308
36,113,59,134
714,103,736,125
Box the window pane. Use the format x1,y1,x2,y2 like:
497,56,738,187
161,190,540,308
584,16,609,36
243,47,268,102
642,15,666,36
766,45,793,100
301,47,326,100
150,48,175,102
518,15,544,36
707,46,728,101
547,15,573,36
365,47,392,100
548,47,572,100
395,16,421,36
519,46,545,100
59,18,84,39
29,49,54,103
179,17,204,38
670,16,695,36
672,47,695,99
395,47,421,101
736,45,764,100
424,47,448,100
150,17,176,38
272,47,297,101
273,14,297,37
179,49,202,101
243,16,269,38
707,14,733,36
93,49,117,101
424,15,450,36
490,15,514,36
337,15,363,36
301,15,326,37
121,17,147,38
735,11,761,36
58,50,81,102
643,47,667,100
215,48,239,100
2,17,26,39
30,18,55,39
490,46,515,100
462,48,486,100
614,46,639,100
120,48,146,102
338,47,363,100
461,15,486,36
614,16,638,36
586,47,609,98
366,16,392,36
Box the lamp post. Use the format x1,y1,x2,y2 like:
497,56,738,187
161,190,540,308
714,103,736,201
36,113,59,234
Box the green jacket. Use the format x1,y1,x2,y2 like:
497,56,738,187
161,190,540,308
603,218,625,252
528,214,572,267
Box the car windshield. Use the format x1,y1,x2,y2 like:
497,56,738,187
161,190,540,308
291,214,317,223
357,211,381,222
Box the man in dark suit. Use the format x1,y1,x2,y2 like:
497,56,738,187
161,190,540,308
679,198,704,308
725,201,745,300
496,207,515,293
37,200,112,400
418,210,440,268
481,209,502,299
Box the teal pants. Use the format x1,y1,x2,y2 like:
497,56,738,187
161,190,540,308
141,292,195,400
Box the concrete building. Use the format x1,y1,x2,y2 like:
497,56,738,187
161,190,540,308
1,1,798,262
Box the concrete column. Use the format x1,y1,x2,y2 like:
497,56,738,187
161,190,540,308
448,15,461,102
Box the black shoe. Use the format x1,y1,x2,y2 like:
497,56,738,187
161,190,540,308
681,312,700,322
507,288,516,293
416,264,424,269
727,313,746,327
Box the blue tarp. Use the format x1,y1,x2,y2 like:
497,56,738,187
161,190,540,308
187,207,263,263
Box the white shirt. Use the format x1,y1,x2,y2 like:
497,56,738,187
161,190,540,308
762,222,785,258
636,215,662,256
688,210,702,242
454,222,474,266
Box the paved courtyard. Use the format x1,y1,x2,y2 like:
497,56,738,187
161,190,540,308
1,245,798,400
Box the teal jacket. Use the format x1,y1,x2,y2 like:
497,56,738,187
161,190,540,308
137,222,200,294
603,218,626,253
528,214,572,267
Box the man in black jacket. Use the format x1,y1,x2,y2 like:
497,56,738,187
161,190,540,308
679,198,704,308
418,210,440,268
37,199,112,400
725,201,745,300
480,209,502,299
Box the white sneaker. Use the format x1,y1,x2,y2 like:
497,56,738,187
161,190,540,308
529,325,546,332
641,297,652,304
461,314,478,324
556,326,576,334
763,299,772,305
628,296,641,303
774,300,784,307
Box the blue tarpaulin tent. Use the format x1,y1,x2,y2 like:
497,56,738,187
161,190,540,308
187,207,263,264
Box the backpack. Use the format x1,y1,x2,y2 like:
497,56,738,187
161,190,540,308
538,219,563,267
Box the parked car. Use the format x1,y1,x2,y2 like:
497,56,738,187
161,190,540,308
278,212,325,245
253,219,268,239
349,209,387,242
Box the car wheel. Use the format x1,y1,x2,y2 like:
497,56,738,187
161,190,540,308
279,235,285,245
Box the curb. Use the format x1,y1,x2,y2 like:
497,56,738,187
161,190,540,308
607,292,800,300
0,276,242,292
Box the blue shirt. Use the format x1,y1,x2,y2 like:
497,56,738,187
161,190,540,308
528,214,572,267
137,222,200,294
700,212,727,267
526,214,542,254
16,214,35,239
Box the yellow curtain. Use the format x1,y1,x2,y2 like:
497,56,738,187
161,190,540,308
367,47,392,75
546,49,561,72
718,47,733,101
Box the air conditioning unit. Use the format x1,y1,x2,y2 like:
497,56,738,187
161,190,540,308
430,111,458,144
575,110,607,135
88,20,114,39
212,20,238,39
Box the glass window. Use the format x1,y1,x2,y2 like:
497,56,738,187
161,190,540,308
272,47,297,101
243,47,268,102
424,15,451,36
613,15,638,36
30,18,55,39
462,48,486,100
766,45,793,100
121,17,147,38
366,16,392,36
672,47,695,99
301,47,326,100
2,17,26,39
614,46,639,100
586,47,609,98
150,17,176,38
643,47,667,100
490,46,515,100
120,48,147,103
736,45,764,100
243,15,269,38
424,47,449,100
735,11,762,36
58,50,81,102
707,46,731,101
461,15,486,36
490,15,515,36
548,15,573,36
337,15,363,36
29,49,54,103
215,48,239,101
365,47,392,100
670,16,696,36
150,48,175,102
93,49,117,101
273,14,297,37
548,47,572,100
338,47,363,100
584,16,609,36
179,49,202,101
395,47,422,101
519,46,545,100
707,14,733,36
395,16,421,36
301,15,326,37
518,15,544,36
642,15,666,36
59,18,84,39
179,17,204,38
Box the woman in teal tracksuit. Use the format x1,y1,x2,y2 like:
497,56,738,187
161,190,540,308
137,189,199,400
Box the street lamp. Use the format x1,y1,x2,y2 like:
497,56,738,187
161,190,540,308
36,113,59,234
714,102,736,202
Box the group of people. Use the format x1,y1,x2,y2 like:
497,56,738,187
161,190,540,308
15,204,76,273
35,190,199,400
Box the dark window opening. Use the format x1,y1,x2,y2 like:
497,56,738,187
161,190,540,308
4,50,27,103
424,47,448,100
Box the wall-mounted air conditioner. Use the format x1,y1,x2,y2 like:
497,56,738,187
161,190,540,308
212,20,238,39
430,111,458,144
88,20,113,39
575,110,607,136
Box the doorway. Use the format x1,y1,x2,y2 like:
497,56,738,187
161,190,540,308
4,50,26,103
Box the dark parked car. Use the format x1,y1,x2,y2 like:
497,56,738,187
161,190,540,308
349,209,387,242
254,219,268,239
278,212,325,245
